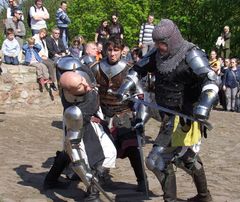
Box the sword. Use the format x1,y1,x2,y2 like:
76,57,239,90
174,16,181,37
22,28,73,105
135,127,149,199
130,97,213,130
86,173,114,202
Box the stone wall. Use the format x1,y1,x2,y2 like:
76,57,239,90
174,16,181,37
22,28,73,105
0,63,60,110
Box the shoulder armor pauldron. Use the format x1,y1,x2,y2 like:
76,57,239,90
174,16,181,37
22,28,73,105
186,48,211,75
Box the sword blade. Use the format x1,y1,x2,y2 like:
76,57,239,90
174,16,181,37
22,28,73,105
131,97,213,130
91,177,114,202
136,129,149,199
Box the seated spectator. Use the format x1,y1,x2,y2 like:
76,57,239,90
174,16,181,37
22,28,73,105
46,28,67,62
29,0,50,36
22,37,52,91
33,28,57,91
69,37,82,58
5,8,26,48
121,45,133,64
96,42,103,61
1,28,20,65
80,42,97,66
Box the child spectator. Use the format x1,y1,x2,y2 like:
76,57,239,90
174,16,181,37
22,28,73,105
22,37,51,90
69,37,82,58
1,28,20,65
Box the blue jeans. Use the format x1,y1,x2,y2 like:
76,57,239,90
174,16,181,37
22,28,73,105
59,27,69,49
4,55,19,65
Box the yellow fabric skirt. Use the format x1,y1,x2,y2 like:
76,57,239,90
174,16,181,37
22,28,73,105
171,116,201,147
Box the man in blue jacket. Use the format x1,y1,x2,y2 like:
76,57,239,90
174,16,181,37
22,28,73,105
56,1,71,49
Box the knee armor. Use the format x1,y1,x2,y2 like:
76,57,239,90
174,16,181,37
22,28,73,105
145,146,166,171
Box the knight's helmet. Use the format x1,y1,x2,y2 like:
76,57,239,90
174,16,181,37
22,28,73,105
152,19,185,56
56,55,96,86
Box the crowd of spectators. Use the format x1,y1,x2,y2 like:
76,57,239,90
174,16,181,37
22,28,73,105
0,0,239,110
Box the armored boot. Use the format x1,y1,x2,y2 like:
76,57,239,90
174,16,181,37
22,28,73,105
43,151,71,190
153,164,177,202
126,146,147,192
84,185,101,202
188,167,212,202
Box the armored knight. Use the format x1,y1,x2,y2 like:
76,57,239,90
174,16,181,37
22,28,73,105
44,56,116,202
117,19,218,202
91,38,149,192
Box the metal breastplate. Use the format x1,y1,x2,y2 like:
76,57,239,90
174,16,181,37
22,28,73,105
96,59,132,116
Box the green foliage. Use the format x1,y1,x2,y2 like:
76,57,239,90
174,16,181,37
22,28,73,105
68,0,150,47
0,0,239,56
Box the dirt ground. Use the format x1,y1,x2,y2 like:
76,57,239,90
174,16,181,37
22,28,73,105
0,104,240,202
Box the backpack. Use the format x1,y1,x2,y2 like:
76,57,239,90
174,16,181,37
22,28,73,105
27,5,44,28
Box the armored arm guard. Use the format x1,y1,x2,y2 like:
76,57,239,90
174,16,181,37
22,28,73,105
186,49,219,120
63,106,92,188
117,48,157,100
117,69,139,100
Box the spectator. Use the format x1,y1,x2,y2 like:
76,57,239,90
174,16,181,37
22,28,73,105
5,8,26,48
77,35,86,56
219,58,231,110
80,42,98,67
95,19,109,45
131,46,142,64
121,45,133,64
22,37,51,90
138,14,155,56
6,0,23,20
68,36,82,58
209,50,221,75
96,42,103,61
29,0,49,36
56,1,71,49
46,28,67,62
221,25,231,59
33,28,57,91
108,13,124,39
1,28,20,65
222,58,240,112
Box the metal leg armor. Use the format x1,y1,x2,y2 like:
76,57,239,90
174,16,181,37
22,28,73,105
64,106,113,202
174,149,212,202
146,146,177,202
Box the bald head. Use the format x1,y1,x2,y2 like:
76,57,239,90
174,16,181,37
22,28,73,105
85,42,97,57
60,71,92,95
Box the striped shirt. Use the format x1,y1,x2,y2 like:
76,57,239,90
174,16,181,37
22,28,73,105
139,23,155,44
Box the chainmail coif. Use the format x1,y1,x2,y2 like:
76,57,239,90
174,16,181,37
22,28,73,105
152,19,195,73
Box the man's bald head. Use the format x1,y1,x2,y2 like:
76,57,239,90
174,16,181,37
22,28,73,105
60,71,92,95
85,42,98,57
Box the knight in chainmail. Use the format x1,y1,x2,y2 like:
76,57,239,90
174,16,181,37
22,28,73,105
117,19,218,202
